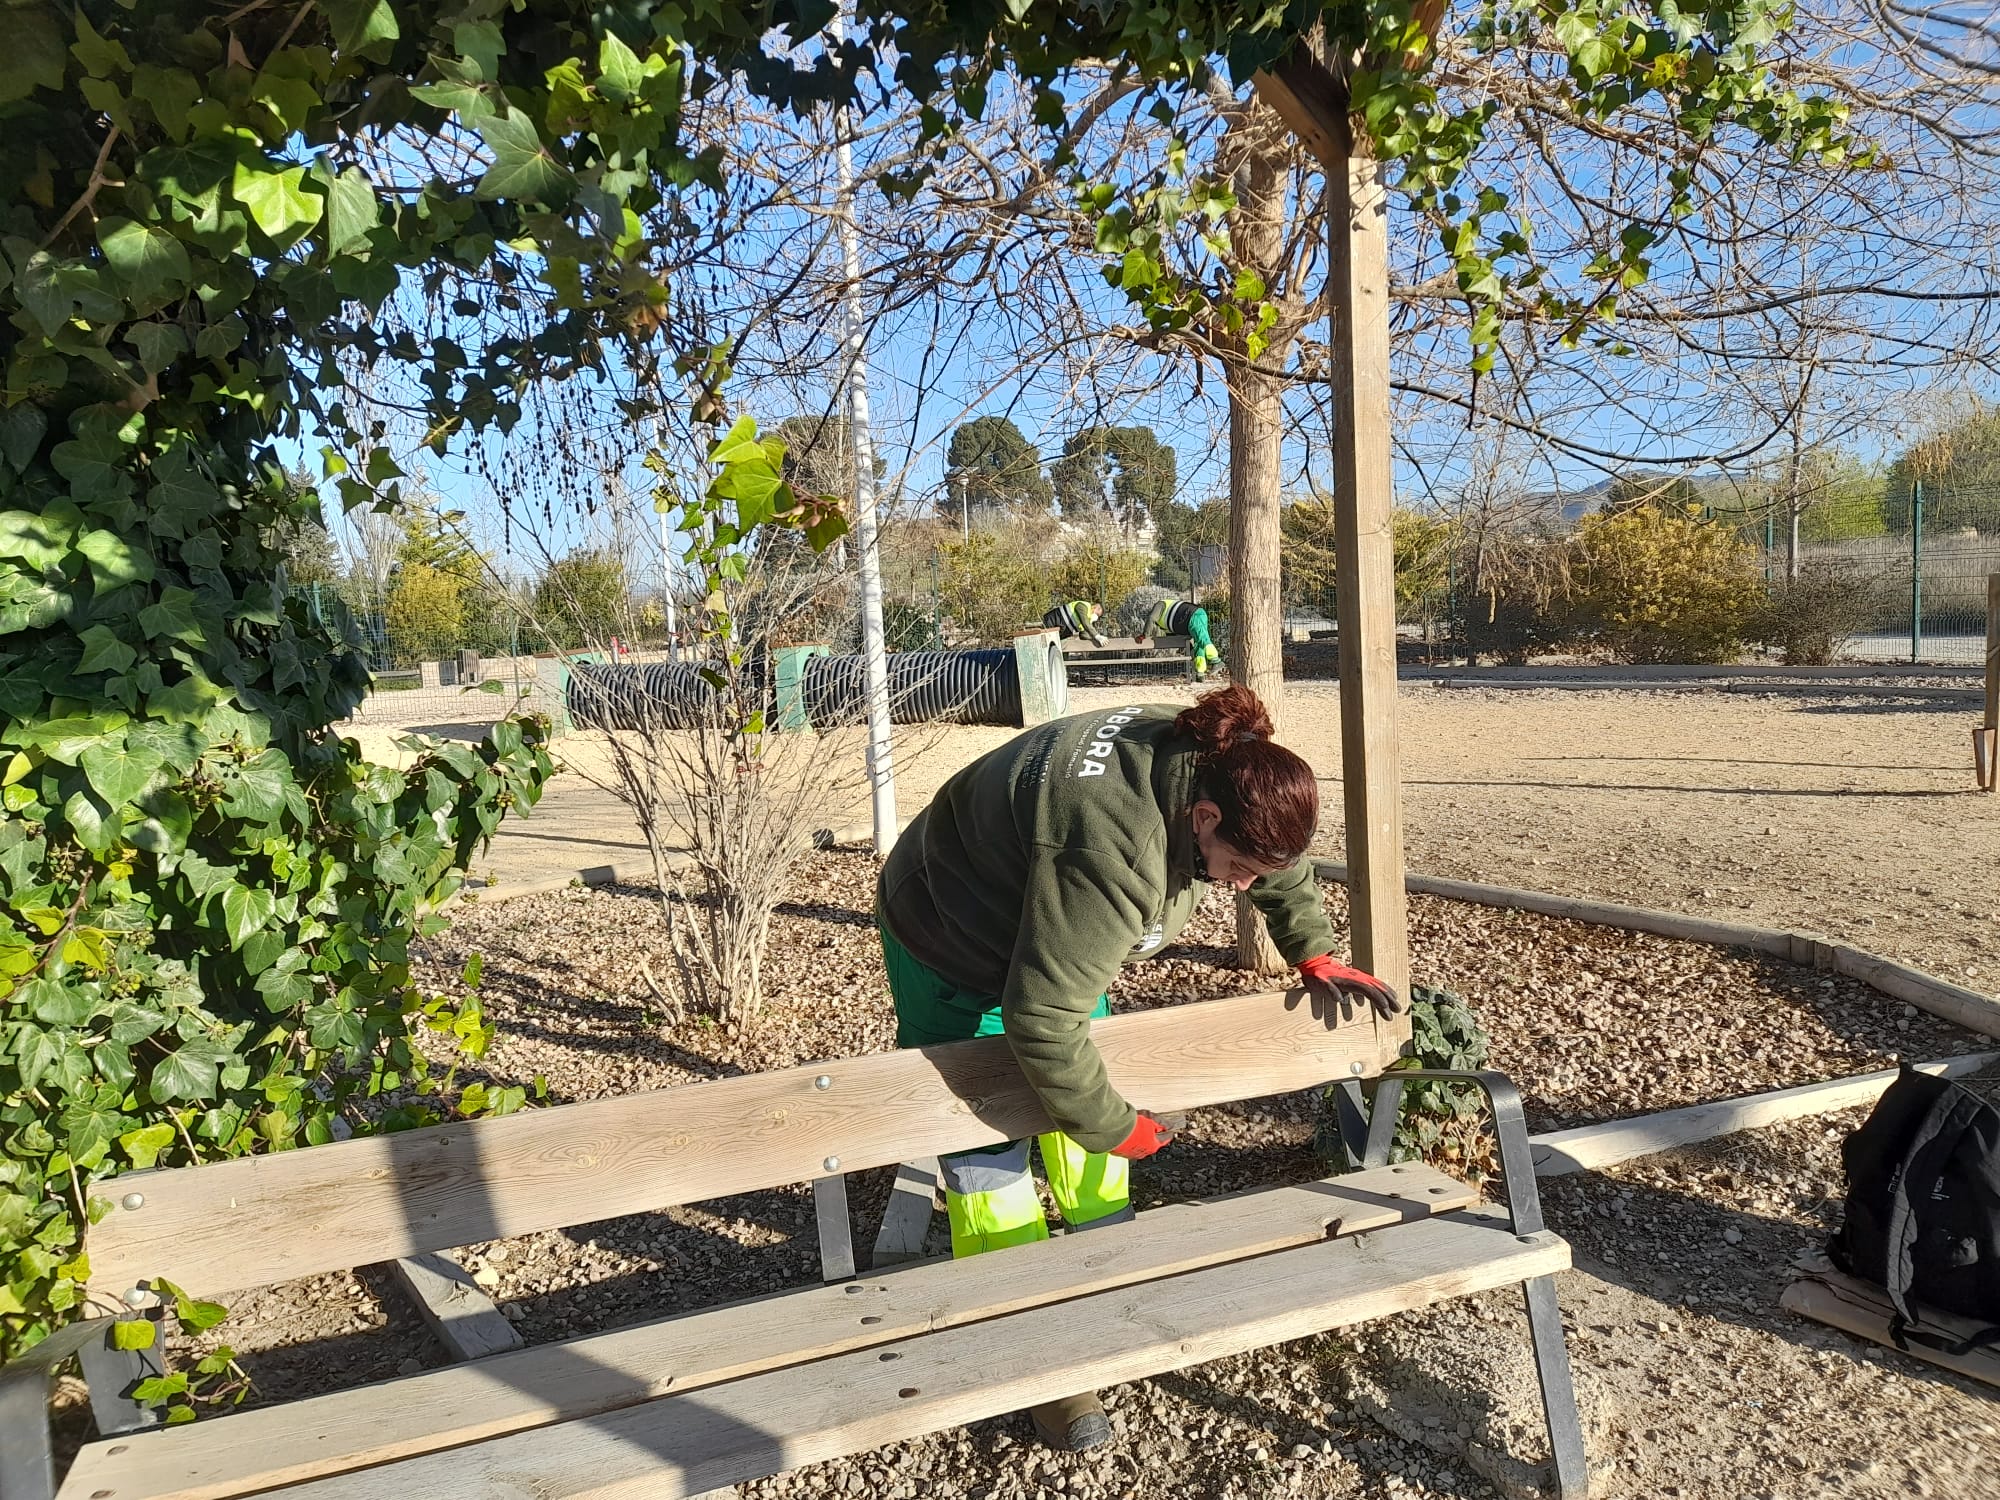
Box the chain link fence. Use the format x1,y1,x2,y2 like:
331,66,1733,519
1747,479,2000,665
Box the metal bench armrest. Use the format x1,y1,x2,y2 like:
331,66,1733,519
0,1319,105,1500
1369,1068,1547,1235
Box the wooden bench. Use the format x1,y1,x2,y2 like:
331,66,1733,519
4,989,1590,1500
1059,635,1199,684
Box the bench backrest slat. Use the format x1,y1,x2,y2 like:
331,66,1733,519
90,988,1393,1300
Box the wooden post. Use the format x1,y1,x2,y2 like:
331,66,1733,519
1254,53,1412,1017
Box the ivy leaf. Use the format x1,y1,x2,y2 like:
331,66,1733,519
220,749,290,824
60,1089,125,1165
63,789,124,854
75,624,137,675
324,0,401,59
138,587,201,642
453,19,503,82
15,1027,68,1091
0,508,79,571
118,1122,176,1169
221,885,276,949
598,32,646,100
77,529,156,588
111,1320,157,1351
10,712,128,763
127,322,188,376
474,108,571,204
149,1040,223,1103
81,737,166,807
0,406,47,473
131,63,199,140
0,8,66,105
230,164,323,246
323,168,380,255
22,979,94,1027
97,218,192,301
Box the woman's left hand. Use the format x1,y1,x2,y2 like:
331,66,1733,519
1297,954,1403,1023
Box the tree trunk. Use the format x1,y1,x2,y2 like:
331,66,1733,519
1225,123,1291,975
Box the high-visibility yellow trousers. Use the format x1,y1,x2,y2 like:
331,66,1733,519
879,920,1133,1257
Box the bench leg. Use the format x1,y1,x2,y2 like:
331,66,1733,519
812,1174,856,1282
1365,1071,1592,1499
1332,1080,1401,1170
75,1313,164,1437
870,1158,939,1270
0,1319,106,1500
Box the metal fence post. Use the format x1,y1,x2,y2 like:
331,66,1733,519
1911,479,1924,664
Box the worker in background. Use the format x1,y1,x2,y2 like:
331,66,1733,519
1144,596,1220,678
876,684,1403,1453
1043,597,1107,647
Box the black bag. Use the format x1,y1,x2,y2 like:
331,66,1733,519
1829,1063,2000,1355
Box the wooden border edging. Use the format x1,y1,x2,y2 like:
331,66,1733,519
1528,1053,1999,1176
1313,861,2000,1040
1420,678,1981,702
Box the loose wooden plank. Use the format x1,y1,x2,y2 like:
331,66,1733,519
63,1165,1475,1500
90,987,1394,1302
388,1252,524,1362
1531,1053,2000,1176
1781,1271,2000,1389
869,1158,938,1270
262,1211,1566,1500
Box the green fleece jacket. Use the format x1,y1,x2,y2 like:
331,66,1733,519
877,703,1338,1152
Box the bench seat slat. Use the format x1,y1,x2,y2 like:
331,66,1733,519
258,1211,1567,1500
60,1164,1472,1500
89,989,1392,1301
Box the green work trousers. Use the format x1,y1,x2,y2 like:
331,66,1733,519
879,921,1133,1256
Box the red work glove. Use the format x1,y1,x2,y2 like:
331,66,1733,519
1297,953,1404,1024
1108,1110,1185,1160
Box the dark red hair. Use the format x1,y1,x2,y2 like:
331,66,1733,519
1172,684,1318,865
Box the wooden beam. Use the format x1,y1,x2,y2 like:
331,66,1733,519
63,1165,1478,1500
387,1253,524,1363
1531,1053,2000,1176
205,1213,1564,1500
88,987,1399,1302
1250,51,1346,166
1327,148,1411,1014
1255,41,1411,1012
1782,1271,2000,1389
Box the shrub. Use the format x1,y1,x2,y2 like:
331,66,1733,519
938,528,1047,644
1050,535,1150,610
1571,505,1763,664
1463,531,1588,665
1753,562,1901,665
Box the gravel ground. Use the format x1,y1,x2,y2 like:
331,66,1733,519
126,853,2000,1499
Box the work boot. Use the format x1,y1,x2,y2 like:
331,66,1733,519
1030,1391,1112,1452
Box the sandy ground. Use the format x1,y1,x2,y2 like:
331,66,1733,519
409,678,1998,990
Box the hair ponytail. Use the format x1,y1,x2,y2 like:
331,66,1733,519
1172,684,1317,865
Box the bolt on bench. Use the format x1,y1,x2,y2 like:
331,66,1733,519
8,988,1589,1500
